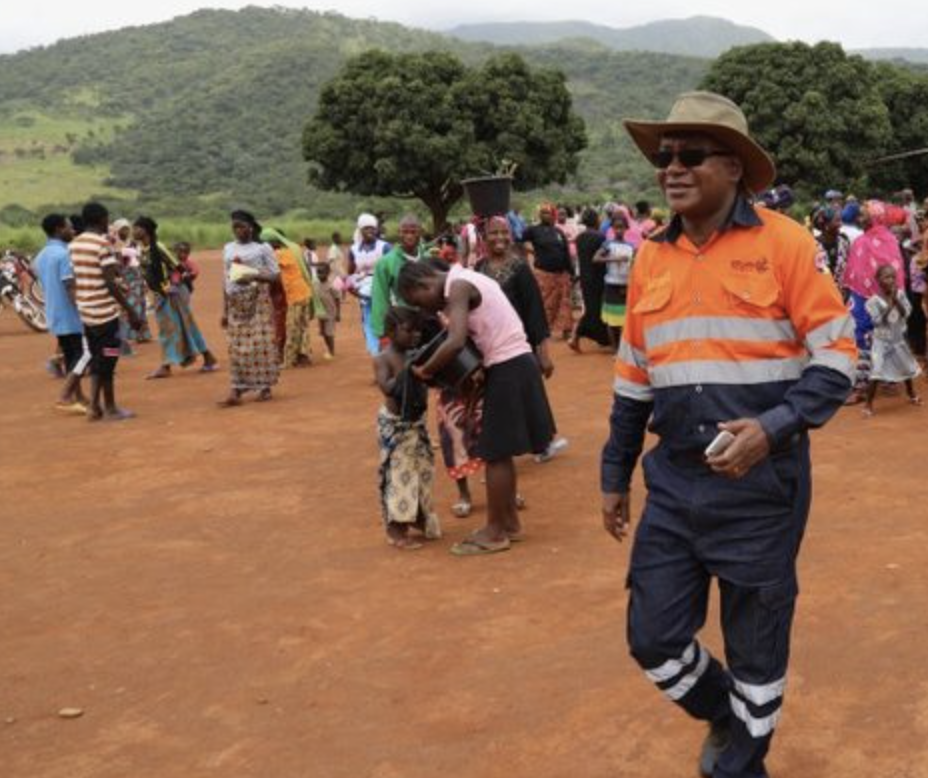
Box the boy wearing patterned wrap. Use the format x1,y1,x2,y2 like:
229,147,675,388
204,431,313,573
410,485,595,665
374,307,441,551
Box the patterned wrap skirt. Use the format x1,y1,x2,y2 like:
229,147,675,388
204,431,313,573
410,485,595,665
378,407,438,528
849,291,873,390
154,286,209,366
122,265,151,341
227,284,280,391
534,268,573,335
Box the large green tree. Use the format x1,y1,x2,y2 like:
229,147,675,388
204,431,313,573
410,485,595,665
701,42,893,196
870,62,928,196
303,50,587,230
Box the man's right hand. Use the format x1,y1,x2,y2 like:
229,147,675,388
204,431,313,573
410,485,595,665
602,491,632,543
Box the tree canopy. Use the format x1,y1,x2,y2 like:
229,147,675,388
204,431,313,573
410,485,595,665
701,42,895,196
870,62,928,196
302,50,587,229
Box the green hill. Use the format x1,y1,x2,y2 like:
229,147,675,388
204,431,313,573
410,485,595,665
447,16,774,58
0,7,707,221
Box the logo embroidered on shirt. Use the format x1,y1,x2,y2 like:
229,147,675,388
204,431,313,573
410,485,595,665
730,258,770,274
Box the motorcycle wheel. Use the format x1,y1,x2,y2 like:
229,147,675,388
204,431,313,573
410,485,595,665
14,296,48,332
25,277,45,306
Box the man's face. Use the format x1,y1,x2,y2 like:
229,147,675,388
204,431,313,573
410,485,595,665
540,209,555,226
654,132,742,219
399,223,420,252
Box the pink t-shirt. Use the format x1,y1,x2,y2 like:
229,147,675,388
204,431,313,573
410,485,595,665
445,265,531,368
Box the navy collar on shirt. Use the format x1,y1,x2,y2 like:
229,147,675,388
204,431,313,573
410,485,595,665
651,195,763,245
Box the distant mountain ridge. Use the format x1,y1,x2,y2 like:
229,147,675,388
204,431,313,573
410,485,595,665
447,16,775,58
854,48,928,65
3,7,925,220
0,7,707,216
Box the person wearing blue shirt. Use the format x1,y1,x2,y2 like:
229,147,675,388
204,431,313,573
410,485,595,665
33,214,89,413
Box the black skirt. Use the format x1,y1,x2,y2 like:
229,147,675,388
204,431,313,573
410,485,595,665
477,353,556,461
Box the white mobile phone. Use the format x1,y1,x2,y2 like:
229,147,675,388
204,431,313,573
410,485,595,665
704,430,736,458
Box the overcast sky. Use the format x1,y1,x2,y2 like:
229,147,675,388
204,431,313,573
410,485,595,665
2,1,927,54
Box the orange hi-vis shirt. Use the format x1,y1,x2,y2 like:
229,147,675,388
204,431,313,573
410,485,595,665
601,198,857,493
614,202,857,404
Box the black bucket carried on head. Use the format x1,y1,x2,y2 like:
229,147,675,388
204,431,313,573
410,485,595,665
462,176,512,218
410,329,483,390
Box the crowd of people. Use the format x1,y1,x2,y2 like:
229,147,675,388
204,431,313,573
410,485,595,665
32,204,342,416
29,181,928,531
18,85,928,778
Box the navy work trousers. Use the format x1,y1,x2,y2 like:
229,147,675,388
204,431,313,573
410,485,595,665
627,439,811,778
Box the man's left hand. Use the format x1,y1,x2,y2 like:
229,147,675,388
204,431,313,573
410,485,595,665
706,418,771,479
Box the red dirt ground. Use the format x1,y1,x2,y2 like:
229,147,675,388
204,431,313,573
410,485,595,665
1,252,927,778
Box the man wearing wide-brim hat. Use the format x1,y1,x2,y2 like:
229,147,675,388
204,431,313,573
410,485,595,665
600,91,857,778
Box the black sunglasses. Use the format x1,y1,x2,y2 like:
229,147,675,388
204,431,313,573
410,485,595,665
649,148,734,169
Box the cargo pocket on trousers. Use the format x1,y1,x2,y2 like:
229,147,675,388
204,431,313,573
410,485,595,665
754,578,799,673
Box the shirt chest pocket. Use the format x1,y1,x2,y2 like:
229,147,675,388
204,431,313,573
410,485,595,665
632,274,673,316
721,273,781,312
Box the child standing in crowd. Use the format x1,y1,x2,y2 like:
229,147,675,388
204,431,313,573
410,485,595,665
374,307,441,551
327,232,345,276
596,211,636,347
313,261,339,359
171,242,200,292
303,238,319,269
864,264,922,416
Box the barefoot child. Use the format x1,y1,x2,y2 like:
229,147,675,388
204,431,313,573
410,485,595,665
374,307,441,550
864,264,922,416
313,261,339,359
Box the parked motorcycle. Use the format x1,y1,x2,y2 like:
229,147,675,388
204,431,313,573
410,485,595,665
0,250,47,332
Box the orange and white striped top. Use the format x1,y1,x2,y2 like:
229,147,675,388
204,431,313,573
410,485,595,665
71,231,121,326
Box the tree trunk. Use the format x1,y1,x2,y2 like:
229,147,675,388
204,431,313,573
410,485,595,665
419,184,461,236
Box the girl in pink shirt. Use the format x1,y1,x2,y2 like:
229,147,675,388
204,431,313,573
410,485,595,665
399,260,555,556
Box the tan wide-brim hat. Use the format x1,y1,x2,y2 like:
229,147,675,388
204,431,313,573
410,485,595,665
623,91,776,194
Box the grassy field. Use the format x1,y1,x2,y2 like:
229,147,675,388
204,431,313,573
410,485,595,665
0,110,134,211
